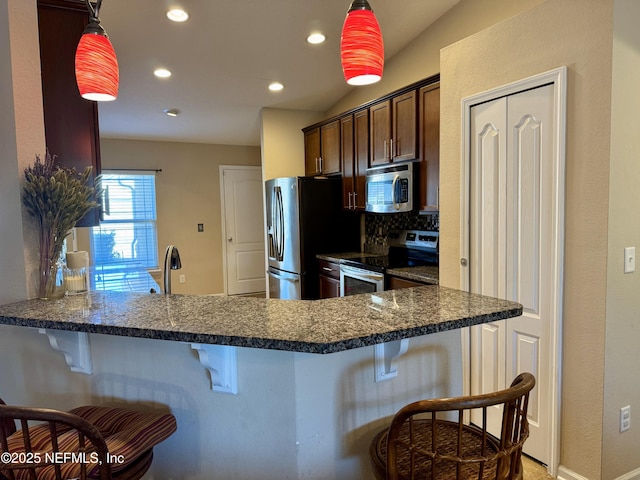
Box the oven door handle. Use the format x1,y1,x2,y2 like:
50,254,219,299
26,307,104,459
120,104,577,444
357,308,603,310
340,266,384,281
391,174,401,210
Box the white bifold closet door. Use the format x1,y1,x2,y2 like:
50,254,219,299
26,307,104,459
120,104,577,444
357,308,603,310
469,84,554,464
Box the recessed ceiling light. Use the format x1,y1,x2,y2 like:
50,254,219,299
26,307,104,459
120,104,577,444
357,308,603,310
167,8,189,22
268,82,284,92
307,32,326,45
154,68,172,78
163,108,181,117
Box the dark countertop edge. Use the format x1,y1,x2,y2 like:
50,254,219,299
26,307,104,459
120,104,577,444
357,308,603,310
0,305,522,355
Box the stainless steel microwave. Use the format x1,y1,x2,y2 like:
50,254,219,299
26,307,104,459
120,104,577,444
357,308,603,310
365,163,416,213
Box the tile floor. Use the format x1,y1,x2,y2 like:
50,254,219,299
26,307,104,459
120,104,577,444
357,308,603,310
523,455,555,479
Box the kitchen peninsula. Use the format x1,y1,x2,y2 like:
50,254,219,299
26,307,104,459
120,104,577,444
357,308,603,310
0,287,520,353
0,287,521,479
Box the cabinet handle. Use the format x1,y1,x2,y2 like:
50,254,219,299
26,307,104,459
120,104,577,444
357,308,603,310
348,192,352,209
384,140,389,160
436,186,440,209
353,192,358,209
390,138,395,159
322,267,334,272
319,157,323,173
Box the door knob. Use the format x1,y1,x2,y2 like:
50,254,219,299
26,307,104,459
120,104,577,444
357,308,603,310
228,237,233,242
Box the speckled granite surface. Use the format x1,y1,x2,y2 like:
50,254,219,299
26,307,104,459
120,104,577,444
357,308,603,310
316,252,379,262
0,288,521,354
386,266,439,284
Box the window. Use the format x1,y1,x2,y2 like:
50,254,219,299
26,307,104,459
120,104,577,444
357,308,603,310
90,172,158,291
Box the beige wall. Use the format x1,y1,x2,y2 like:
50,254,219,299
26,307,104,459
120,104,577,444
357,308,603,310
95,138,261,295
439,1,613,478
0,0,45,303
260,107,323,181
603,1,640,477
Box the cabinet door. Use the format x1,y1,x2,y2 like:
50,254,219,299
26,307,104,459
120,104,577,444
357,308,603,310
419,83,440,211
369,99,391,166
341,115,355,209
319,275,341,298
320,120,341,174
318,259,340,299
387,276,425,290
38,0,101,226
392,90,418,162
353,109,369,210
304,127,321,175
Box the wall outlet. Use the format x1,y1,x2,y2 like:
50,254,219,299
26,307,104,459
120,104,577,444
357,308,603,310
179,274,186,284
621,405,631,432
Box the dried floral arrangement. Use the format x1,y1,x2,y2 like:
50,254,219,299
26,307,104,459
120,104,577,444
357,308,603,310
22,151,100,298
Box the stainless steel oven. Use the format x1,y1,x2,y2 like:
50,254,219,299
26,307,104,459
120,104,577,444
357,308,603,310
340,264,384,296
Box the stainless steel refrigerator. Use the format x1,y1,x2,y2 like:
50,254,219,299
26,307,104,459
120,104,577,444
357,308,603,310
266,176,358,300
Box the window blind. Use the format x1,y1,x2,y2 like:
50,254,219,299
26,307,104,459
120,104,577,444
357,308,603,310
90,172,158,291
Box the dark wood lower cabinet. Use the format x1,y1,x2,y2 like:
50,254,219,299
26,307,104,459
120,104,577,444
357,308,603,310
387,276,426,290
318,260,341,298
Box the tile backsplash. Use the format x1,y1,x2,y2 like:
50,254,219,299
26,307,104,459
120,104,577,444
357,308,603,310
364,212,439,254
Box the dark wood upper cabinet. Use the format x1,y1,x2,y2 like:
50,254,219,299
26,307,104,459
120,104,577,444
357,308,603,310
341,114,355,208
369,99,391,166
304,120,341,176
341,109,369,211
352,109,369,210
418,82,440,212
392,90,418,162
320,120,341,175
370,90,417,166
37,0,102,226
302,74,439,212
304,127,321,175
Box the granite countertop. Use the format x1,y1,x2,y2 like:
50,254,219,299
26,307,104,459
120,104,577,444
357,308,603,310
317,252,439,285
316,252,380,262
0,288,521,354
386,266,439,285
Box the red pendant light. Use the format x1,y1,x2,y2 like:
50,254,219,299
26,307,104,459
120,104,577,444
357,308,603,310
340,0,384,86
75,0,119,101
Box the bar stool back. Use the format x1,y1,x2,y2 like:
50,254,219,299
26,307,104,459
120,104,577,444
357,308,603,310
0,398,177,480
369,372,535,480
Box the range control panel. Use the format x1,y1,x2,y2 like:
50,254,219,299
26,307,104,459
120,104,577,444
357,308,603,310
387,229,439,252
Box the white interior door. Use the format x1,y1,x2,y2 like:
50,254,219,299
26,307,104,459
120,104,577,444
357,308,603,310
221,166,265,295
468,83,559,465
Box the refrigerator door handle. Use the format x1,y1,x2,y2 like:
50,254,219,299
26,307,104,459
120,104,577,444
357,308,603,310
271,186,285,261
268,269,299,282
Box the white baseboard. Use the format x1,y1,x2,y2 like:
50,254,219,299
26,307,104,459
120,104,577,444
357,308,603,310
557,465,589,480
557,465,640,480
616,467,640,480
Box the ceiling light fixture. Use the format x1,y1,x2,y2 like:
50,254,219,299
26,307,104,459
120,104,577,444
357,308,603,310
154,68,172,78
268,82,284,92
167,8,189,22
340,0,384,86
307,32,326,45
75,0,119,101
163,108,181,117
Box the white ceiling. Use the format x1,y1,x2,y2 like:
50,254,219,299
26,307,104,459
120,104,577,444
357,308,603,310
97,0,460,147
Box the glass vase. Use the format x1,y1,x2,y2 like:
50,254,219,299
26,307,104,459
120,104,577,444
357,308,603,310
38,259,65,300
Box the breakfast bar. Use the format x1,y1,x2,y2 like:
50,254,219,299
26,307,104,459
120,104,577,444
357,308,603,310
0,287,521,352
0,288,522,478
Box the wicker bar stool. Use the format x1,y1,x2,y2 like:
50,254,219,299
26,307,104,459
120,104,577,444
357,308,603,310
0,397,177,480
369,372,535,480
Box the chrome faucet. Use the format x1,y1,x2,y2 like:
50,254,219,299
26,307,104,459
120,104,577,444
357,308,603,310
163,245,182,294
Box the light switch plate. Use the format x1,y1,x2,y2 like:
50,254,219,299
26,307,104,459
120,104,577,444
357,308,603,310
624,247,635,274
